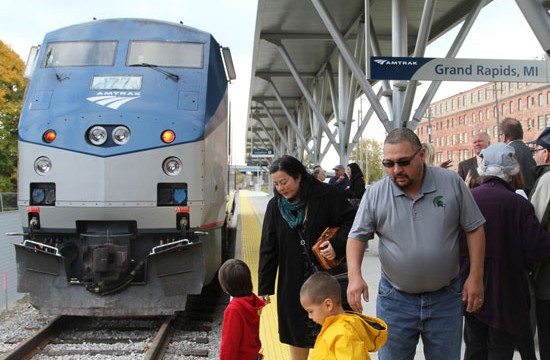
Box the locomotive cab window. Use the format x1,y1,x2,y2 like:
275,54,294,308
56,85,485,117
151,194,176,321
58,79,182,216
42,41,117,67
127,41,204,68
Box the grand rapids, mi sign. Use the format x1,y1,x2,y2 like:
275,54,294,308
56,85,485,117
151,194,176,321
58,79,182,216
370,57,549,82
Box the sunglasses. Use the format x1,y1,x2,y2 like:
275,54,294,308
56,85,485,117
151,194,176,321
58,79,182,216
382,148,421,168
530,147,545,154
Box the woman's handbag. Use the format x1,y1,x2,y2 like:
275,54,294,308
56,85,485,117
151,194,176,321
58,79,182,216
312,227,343,270
297,227,350,309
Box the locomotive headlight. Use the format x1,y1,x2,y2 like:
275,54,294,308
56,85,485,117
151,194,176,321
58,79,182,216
112,126,131,145
88,126,108,145
162,157,182,176
34,156,52,175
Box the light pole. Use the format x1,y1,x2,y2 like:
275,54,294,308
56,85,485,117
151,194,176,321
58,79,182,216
493,82,501,142
427,106,433,143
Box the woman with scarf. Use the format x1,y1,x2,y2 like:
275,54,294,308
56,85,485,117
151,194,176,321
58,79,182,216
258,155,357,360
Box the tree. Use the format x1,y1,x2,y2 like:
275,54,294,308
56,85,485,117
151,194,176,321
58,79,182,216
0,40,26,192
349,138,384,184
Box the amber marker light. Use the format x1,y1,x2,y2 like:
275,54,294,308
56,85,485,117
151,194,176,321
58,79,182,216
161,130,176,144
43,130,57,143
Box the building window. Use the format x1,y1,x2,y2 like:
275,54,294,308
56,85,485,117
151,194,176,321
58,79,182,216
546,115,550,127
510,101,514,113
486,109,491,120
509,82,514,91
464,132,468,144
471,93,476,104
501,103,505,115
479,111,483,121
538,93,543,106
539,116,545,130
464,114,468,125
518,98,523,111
527,96,533,109
486,87,492,99
494,126,498,138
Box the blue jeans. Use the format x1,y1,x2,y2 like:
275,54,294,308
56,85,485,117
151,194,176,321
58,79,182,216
377,273,463,360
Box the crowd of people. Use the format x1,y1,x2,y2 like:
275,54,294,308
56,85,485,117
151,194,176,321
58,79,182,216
218,118,550,360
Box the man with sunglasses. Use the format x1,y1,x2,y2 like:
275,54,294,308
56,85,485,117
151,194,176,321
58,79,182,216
528,127,550,359
346,128,486,360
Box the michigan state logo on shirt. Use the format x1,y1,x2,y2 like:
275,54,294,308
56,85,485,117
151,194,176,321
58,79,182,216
433,195,445,208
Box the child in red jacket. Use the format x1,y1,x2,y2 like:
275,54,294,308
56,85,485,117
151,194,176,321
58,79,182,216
218,259,266,360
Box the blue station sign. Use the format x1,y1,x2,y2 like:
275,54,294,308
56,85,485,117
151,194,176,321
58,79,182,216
251,148,274,158
370,57,550,82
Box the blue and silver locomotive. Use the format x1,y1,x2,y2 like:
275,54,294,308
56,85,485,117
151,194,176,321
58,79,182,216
15,18,234,316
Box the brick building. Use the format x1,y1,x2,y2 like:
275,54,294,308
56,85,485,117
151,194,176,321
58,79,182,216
416,81,550,169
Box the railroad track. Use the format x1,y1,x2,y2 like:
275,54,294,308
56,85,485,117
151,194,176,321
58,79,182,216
0,280,229,360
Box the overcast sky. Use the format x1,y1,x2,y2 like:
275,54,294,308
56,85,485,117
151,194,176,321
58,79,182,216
0,0,545,166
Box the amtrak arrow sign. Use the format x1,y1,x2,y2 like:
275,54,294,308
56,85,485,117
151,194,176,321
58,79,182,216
370,57,550,82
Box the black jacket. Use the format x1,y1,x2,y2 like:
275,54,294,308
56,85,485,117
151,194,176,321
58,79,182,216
258,181,356,347
344,174,366,199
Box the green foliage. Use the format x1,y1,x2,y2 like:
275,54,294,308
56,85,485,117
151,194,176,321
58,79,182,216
349,138,384,184
0,40,26,192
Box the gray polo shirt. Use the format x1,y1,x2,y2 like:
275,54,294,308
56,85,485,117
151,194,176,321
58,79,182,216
349,166,485,293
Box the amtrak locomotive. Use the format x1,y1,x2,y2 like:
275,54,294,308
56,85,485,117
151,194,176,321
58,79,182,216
15,18,234,316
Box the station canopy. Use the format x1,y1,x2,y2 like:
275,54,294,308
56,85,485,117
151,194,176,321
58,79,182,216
245,0,550,166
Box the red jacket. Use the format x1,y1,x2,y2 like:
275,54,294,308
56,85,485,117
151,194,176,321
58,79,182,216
220,293,266,360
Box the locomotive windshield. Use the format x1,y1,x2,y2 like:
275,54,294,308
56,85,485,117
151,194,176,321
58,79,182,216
127,41,204,68
43,41,117,67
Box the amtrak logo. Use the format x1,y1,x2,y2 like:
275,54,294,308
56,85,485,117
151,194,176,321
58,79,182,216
87,92,140,109
374,59,418,66
433,195,446,208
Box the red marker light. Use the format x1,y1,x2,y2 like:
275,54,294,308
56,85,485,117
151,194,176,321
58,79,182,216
161,130,176,144
43,130,57,143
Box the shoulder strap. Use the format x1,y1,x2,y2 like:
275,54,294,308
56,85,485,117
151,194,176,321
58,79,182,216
296,227,319,273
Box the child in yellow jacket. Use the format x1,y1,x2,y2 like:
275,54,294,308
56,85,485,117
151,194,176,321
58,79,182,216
300,272,387,359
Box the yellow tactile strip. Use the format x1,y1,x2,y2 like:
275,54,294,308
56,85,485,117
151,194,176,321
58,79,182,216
239,192,291,360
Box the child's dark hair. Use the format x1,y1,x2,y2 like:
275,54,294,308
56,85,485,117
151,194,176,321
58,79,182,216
218,259,253,297
300,272,342,305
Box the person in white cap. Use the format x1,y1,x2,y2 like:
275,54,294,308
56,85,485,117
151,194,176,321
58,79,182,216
528,126,550,359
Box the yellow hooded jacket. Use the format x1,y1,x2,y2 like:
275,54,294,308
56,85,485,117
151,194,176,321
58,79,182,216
310,312,388,360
